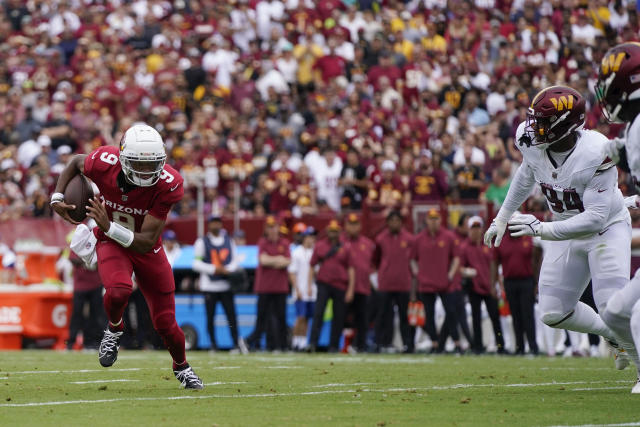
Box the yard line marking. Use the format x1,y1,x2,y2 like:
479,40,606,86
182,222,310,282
570,386,629,391
69,379,140,384
204,382,248,386
4,368,142,375
313,383,373,388
1,379,633,408
0,377,7,380
265,366,301,369
549,422,640,427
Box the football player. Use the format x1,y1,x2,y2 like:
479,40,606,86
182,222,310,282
596,42,640,392
484,86,635,369
51,123,204,389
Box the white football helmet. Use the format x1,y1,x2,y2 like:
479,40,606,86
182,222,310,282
119,124,166,187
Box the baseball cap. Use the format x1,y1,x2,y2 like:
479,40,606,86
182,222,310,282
386,210,403,222
52,91,67,102
280,224,289,235
208,214,222,222
467,216,484,228
162,230,177,240
327,220,341,231
265,215,278,226
381,159,396,172
346,213,360,223
56,145,72,156
293,222,307,234
427,208,440,219
302,226,316,236
420,149,432,159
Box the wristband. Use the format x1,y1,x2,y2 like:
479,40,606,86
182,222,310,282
50,192,64,205
105,222,135,248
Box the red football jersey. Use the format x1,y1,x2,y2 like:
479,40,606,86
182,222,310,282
83,145,184,235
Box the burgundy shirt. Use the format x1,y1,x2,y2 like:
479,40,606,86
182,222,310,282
310,238,350,291
409,170,449,202
254,237,290,294
415,228,458,293
459,240,494,295
346,235,375,295
70,252,102,292
374,229,415,292
447,233,467,292
493,233,533,279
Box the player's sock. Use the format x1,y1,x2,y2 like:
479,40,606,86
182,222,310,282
173,360,189,371
550,302,616,341
299,336,308,349
108,318,124,333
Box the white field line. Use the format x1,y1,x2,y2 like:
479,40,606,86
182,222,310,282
264,366,301,369
0,379,633,408
203,381,248,386
69,379,140,384
209,366,242,369
570,386,629,391
3,368,143,375
549,422,640,427
312,383,373,388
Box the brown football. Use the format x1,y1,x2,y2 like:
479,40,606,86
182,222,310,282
63,174,94,222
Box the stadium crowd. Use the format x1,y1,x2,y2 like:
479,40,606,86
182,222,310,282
0,0,639,222
2,0,640,355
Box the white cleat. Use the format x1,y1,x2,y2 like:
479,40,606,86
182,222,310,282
608,340,630,370
632,378,640,394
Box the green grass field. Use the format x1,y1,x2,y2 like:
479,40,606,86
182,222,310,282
0,350,638,426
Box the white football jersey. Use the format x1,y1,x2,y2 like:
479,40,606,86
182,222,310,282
515,121,627,228
622,115,640,189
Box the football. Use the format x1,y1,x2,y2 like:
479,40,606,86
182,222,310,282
63,174,94,222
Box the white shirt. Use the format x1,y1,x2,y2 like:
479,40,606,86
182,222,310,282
288,245,317,301
312,157,343,212
202,48,239,88
193,232,239,292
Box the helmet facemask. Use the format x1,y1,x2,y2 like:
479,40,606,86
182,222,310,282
595,72,626,124
120,153,166,187
525,108,575,151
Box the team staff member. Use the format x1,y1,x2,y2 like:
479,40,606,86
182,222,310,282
193,215,244,353
344,213,375,352
414,209,461,353
374,210,416,353
460,216,505,354
493,231,539,355
242,216,290,351
308,220,354,352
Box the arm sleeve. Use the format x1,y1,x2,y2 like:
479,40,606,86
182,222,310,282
539,167,616,241
494,161,537,224
192,239,216,275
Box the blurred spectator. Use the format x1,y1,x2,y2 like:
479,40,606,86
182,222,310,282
344,213,375,352
193,215,244,353
67,251,106,350
339,148,368,210
308,220,353,353
409,149,448,202
242,216,290,351
288,226,316,351
374,210,415,353
460,216,505,354
493,232,539,356
414,209,462,353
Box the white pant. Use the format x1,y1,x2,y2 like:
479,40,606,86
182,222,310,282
538,219,631,325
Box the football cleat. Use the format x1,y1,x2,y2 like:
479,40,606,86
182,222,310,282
632,378,640,394
174,365,204,390
607,339,630,370
98,329,123,367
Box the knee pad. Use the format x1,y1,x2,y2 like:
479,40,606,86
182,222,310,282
104,286,132,309
540,310,571,328
153,310,177,335
602,292,627,323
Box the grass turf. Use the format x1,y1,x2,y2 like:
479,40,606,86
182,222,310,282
0,350,638,426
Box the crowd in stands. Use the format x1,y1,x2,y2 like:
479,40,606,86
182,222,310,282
1,0,639,224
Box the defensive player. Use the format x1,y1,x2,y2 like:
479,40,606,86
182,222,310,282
483,86,634,368
596,42,640,392
51,124,204,389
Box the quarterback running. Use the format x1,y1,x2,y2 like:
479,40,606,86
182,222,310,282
596,41,640,392
484,85,634,369
51,123,204,390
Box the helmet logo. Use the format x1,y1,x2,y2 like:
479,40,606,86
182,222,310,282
601,52,625,75
549,95,573,111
